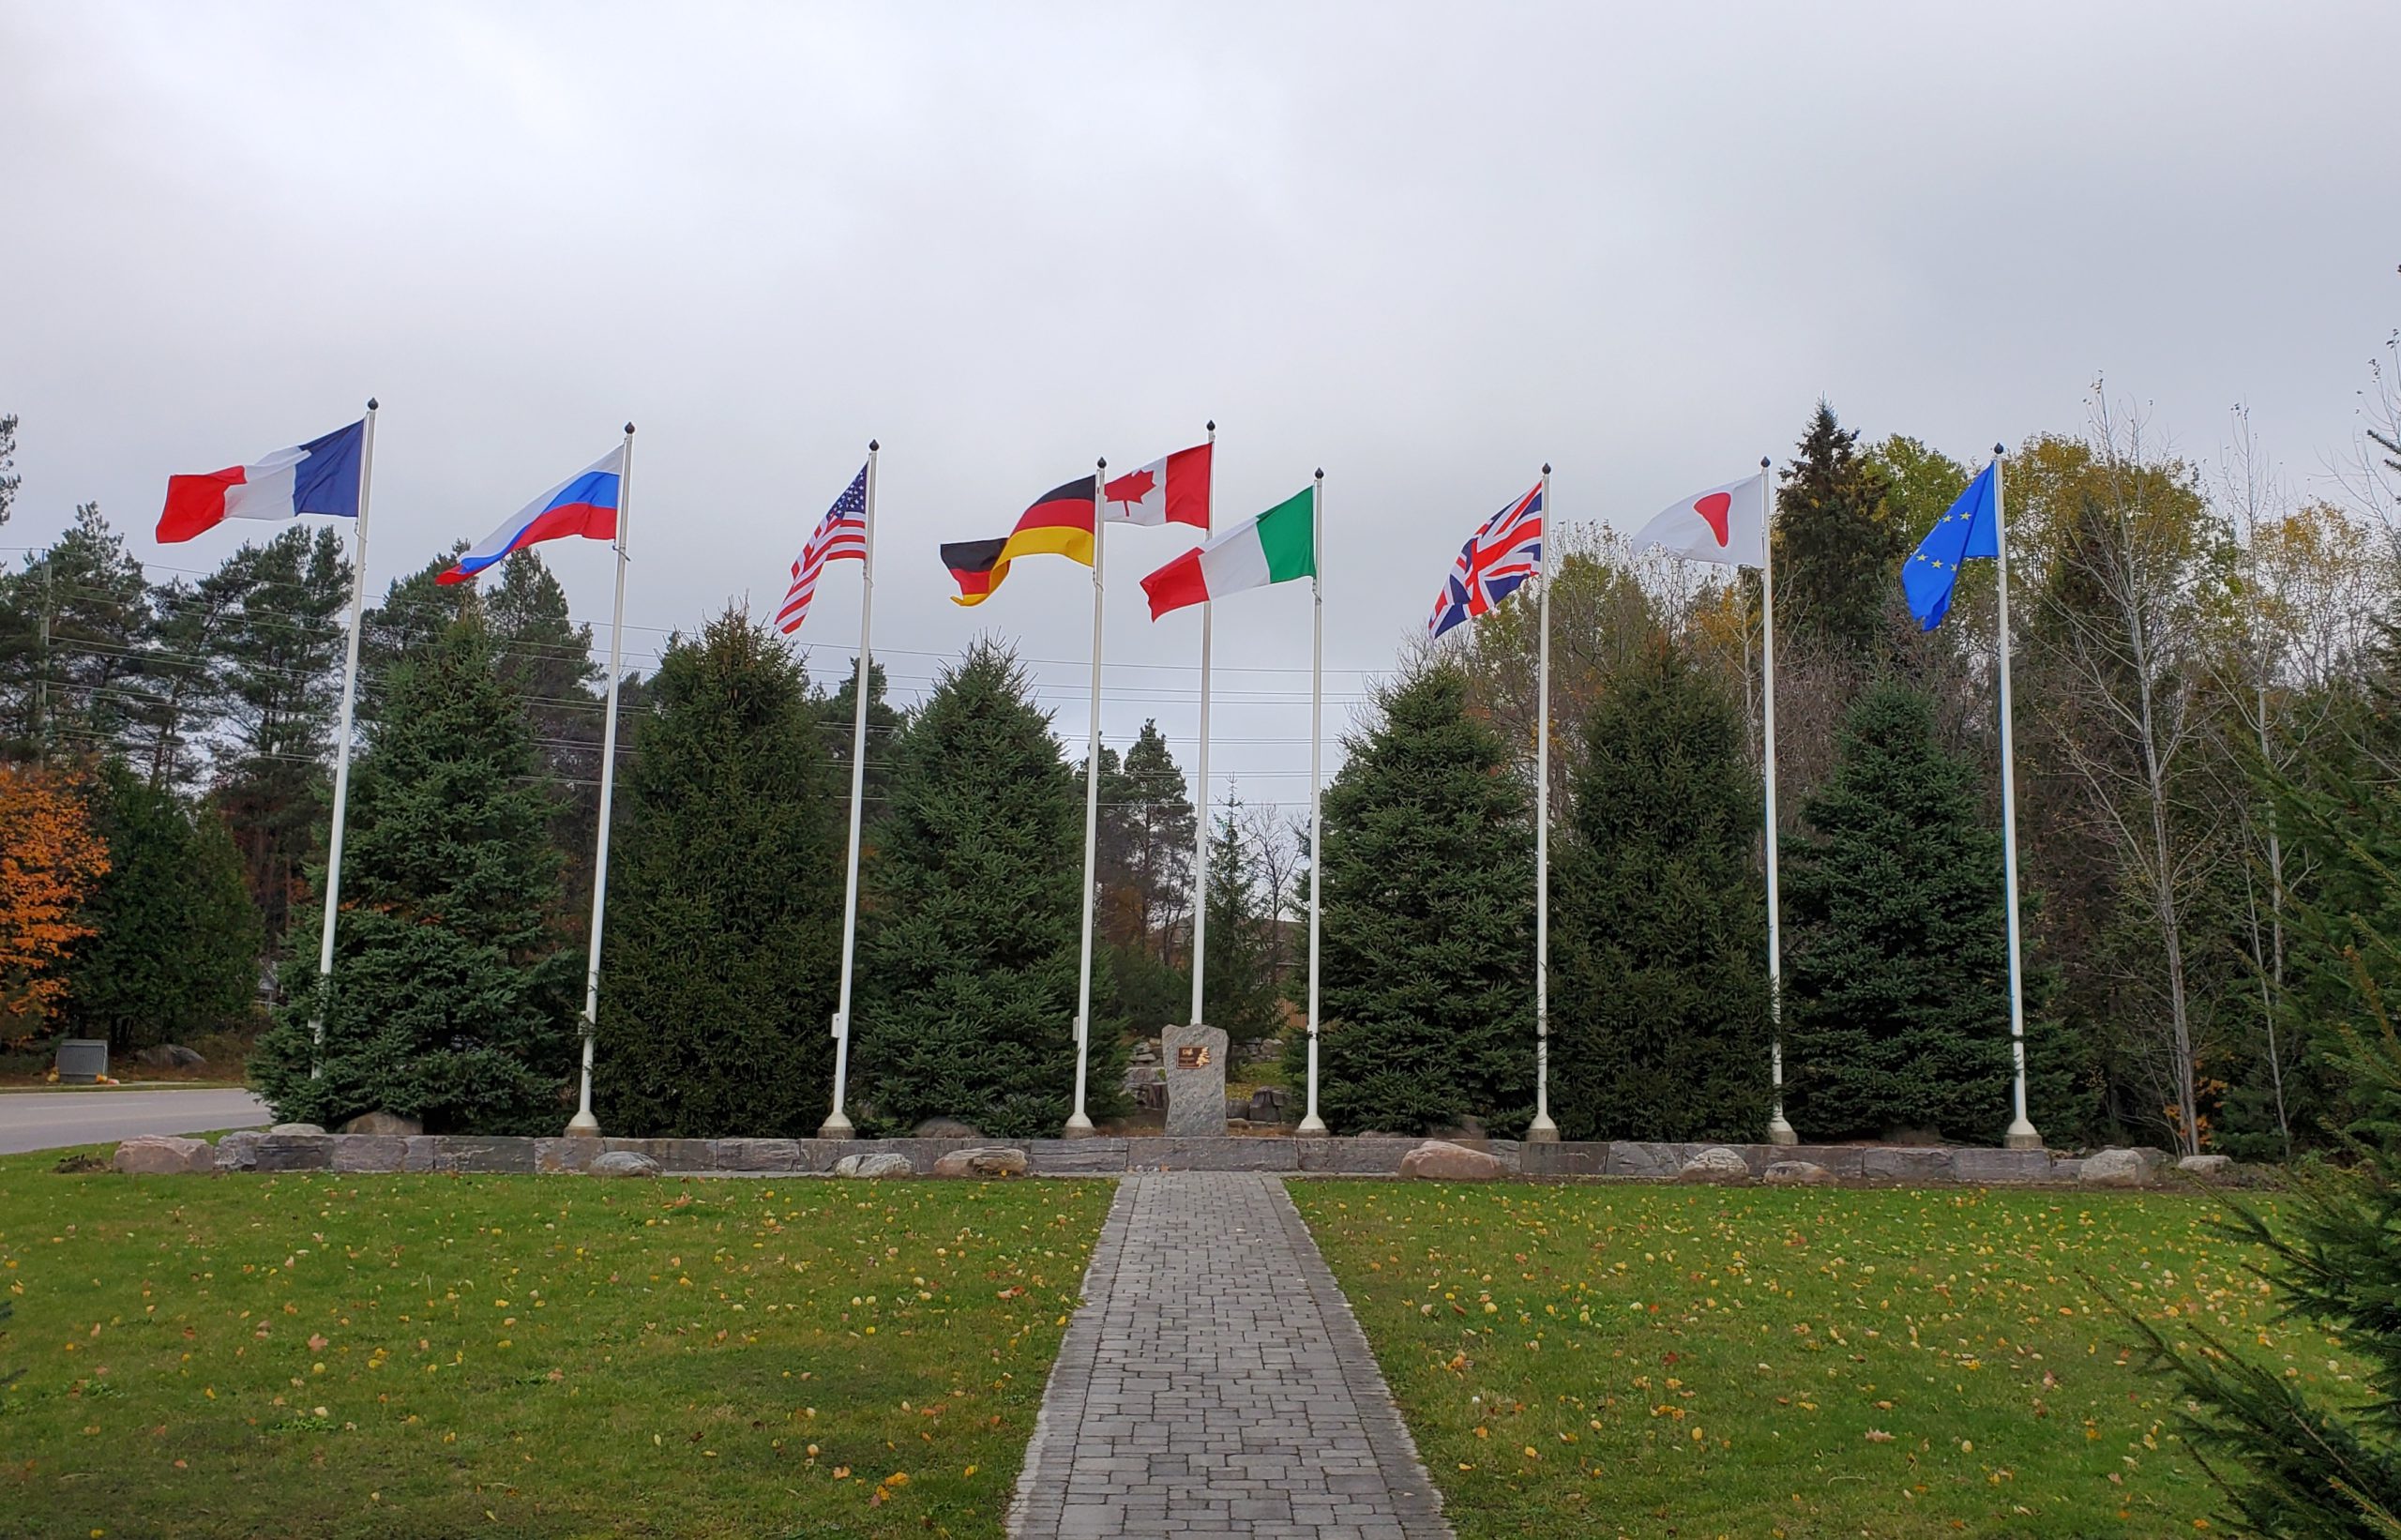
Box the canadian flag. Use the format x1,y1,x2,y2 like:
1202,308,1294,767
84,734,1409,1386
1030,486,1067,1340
1628,472,1769,568
1103,442,1212,528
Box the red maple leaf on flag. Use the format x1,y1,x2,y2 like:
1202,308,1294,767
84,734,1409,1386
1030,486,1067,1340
1105,468,1156,509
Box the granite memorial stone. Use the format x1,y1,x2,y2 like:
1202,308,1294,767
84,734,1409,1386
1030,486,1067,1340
1162,1022,1228,1137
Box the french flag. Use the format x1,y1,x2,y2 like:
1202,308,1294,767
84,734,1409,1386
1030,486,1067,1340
157,420,365,542
440,444,625,585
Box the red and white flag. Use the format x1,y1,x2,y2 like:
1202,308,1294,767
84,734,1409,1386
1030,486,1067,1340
1102,442,1212,527
777,463,868,634
1629,472,1769,568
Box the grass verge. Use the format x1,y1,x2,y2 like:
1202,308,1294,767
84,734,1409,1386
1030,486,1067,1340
0,1149,1110,1539
1291,1181,2335,1539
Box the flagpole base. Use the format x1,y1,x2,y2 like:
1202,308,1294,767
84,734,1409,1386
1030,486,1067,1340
817,1110,854,1139
1766,1113,1798,1146
2003,1117,2043,1151
1525,1113,1559,1143
1295,1114,1327,1135
565,1110,600,1138
1061,1112,1097,1140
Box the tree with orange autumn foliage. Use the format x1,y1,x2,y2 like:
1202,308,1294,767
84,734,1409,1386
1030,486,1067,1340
0,764,109,1040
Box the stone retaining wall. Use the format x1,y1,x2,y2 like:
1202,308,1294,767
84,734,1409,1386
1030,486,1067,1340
209,1131,2084,1185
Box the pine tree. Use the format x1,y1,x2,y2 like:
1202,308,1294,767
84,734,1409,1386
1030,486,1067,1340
0,506,157,761
856,642,1114,1136
1290,664,1535,1135
1201,796,1283,1048
817,657,906,821
210,525,351,945
60,761,262,1053
249,611,574,1132
595,611,843,1137
1095,720,1196,963
1777,403,1905,661
1551,643,1772,1140
1783,681,2015,1140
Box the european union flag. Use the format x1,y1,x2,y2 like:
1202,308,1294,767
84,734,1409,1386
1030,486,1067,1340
1902,461,2001,630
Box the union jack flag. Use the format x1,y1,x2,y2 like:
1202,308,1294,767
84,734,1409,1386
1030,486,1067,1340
777,464,869,635
1427,482,1544,638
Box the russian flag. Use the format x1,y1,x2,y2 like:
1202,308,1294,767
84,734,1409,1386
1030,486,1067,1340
440,444,625,585
157,420,365,542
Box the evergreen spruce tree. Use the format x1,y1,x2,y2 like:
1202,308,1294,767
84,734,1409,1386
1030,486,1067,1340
1288,664,1534,1134
594,611,843,1137
1551,643,1771,1140
2123,757,2401,1534
1776,403,1906,661
0,505,158,759
1200,797,1283,1048
59,761,262,1053
856,642,1117,1135
1783,681,2015,1140
250,611,574,1132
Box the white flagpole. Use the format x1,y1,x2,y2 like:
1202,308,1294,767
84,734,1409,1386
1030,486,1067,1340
820,441,878,1139
1188,423,1216,1032
566,423,636,1137
1065,460,1107,1137
308,397,377,1078
1995,445,2040,1150
1527,464,1559,1141
1761,458,1797,1145
1297,470,1328,1135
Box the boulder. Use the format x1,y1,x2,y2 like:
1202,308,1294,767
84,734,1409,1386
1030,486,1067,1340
589,1151,661,1178
1762,1159,1835,1186
1397,1140,1507,1182
339,1110,423,1137
1676,1147,1752,1185
133,1044,206,1069
2175,1154,2234,1178
2080,1147,2164,1188
912,1118,982,1139
113,1135,214,1175
931,1146,1029,1179
213,1130,265,1171
269,1123,326,1137
833,1152,914,1179
1247,1087,1291,1125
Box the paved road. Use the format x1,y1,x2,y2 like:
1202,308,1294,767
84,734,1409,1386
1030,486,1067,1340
1010,1171,1453,1540
0,1088,271,1155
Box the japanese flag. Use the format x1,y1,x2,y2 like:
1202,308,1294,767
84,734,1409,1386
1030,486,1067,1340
1629,472,1769,568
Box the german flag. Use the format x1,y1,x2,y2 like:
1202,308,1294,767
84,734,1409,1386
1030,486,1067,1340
942,476,1096,606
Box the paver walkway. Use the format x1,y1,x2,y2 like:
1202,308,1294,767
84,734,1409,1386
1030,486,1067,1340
1010,1171,1453,1539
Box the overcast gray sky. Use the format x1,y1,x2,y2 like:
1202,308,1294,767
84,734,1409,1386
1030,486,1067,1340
5,1,2396,816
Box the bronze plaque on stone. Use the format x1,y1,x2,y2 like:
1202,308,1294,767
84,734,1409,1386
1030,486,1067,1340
1176,1045,1211,1069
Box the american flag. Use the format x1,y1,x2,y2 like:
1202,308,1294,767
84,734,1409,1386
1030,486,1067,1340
777,464,869,635
1427,482,1544,638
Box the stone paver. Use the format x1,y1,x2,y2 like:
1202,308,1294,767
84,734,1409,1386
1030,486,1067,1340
1011,1172,1452,1539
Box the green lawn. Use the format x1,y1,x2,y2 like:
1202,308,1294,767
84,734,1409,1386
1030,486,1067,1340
1293,1181,2333,1539
0,1149,1110,1539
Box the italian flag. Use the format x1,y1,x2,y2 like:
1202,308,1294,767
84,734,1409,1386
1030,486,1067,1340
1140,485,1316,619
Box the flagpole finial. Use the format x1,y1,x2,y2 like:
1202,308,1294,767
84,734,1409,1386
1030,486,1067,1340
624,422,637,436
868,438,880,453
1096,457,1107,470
1206,419,1216,432
1759,456,1771,470
1993,442,2006,458
367,397,379,412
1314,468,1324,481
1542,462,1551,476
